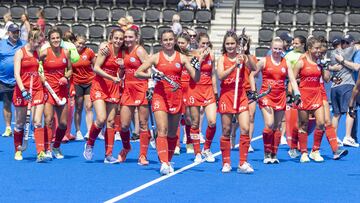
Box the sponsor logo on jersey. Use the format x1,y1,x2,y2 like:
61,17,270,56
169,107,177,112
130,57,136,63
95,91,101,98
175,63,181,69
304,77,319,82
135,100,141,104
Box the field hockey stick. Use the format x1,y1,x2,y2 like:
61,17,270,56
248,85,272,104
44,81,66,105
233,28,246,109
17,75,34,151
151,67,180,91
145,89,157,148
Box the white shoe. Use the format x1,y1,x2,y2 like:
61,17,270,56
83,143,94,161
75,131,84,141
202,149,215,162
199,133,205,144
169,162,174,173
174,146,180,155
45,150,53,160
104,155,119,164
248,144,254,153
300,152,310,163
115,131,121,141
186,144,194,154
221,163,232,173
52,147,64,159
288,149,300,158
160,162,170,175
194,153,202,163
280,135,287,145
271,154,280,164
237,162,254,174
309,150,324,162
263,153,272,164
84,132,89,140
342,136,359,148
337,137,343,147
98,130,105,140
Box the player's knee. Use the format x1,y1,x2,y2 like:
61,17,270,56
96,117,106,127
222,126,231,136
240,127,249,135
85,102,92,112
139,121,148,131
58,122,67,130
32,119,42,128
208,120,216,128
106,119,115,129
14,125,24,132
157,127,168,136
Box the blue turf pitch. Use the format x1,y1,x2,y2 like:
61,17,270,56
0,101,359,202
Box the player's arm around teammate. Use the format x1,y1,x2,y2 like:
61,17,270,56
135,30,200,175
13,28,46,162
216,31,256,174
253,38,300,164
118,28,151,165
83,29,124,164
293,37,326,163
40,27,72,160
186,32,217,163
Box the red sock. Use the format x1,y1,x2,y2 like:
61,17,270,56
140,130,150,157
272,130,281,155
325,125,338,152
114,114,121,132
167,136,177,161
65,99,74,138
312,129,324,152
44,126,53,151
120,130,131,150
34,127,45,154
13,129,24,151
190,128,201,154
290,127,299,150
239,134,250,165
220,136,231,164
53,128,67,148
156,136,168,163
262,128,273,154
185,124,192,144
176,125,180,147
87,123,102,146
298,132,308,153
105,128,115,156
204,125,216,150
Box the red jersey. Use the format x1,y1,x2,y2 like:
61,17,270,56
152,51,183,114
72,47,95,85
190,54,212,86
243,55,257,92
220,53,246,91
91,44,123,103
258,56,288,110
120,46,148,106
19,47,42,91
297,56,323,110
43,47,68,92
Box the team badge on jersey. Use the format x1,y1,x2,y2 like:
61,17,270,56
130,57,136,63
62,58,67,64
175,63,181,69
82,55,87,60
281,67,286,73
207,60,212,65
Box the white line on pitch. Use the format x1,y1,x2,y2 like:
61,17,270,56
104,135,263,203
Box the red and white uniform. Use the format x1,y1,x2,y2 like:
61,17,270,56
181,58,191,110
152,51,183,114
218,54,248,114
243,55,257,93
13,48,44,107
120,46,148,106
297,56,323,110
43,47,68,105
258,56,288,110
186,54,215,106
90,45,122,103
72,47,95,86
